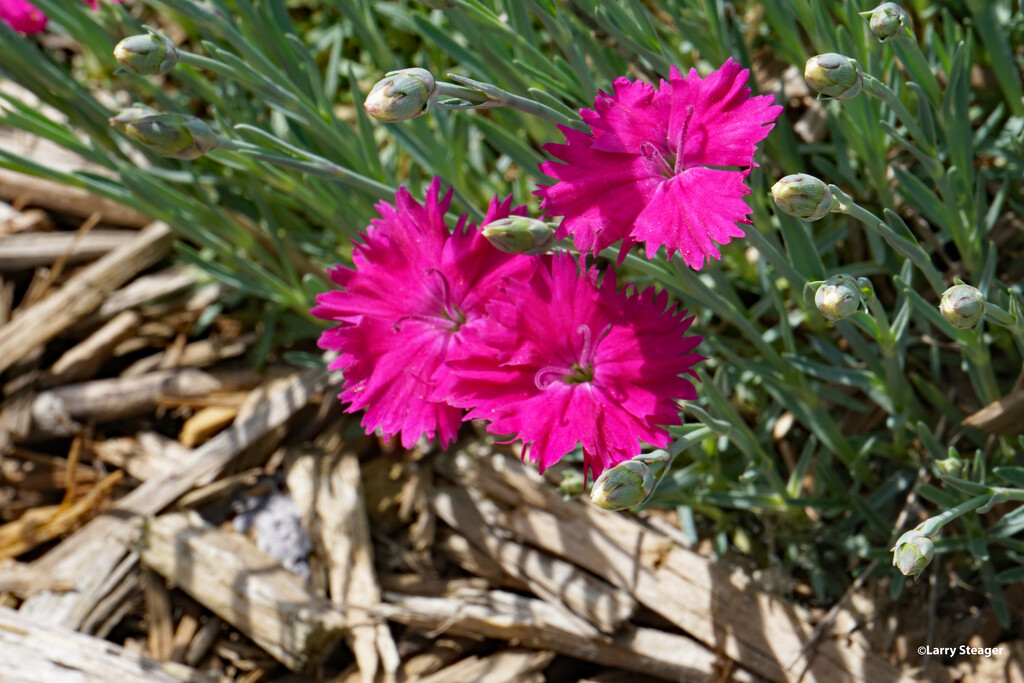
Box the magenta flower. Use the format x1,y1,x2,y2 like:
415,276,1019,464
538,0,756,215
536,58,782,270
447,253,703,479
0,0,120,34
312,179,537,449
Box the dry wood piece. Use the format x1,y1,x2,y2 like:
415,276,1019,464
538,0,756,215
414,648,555,683
16,367,338,631
444,451,910,683
179,405,240,447
0,605,218,683
0,169,151,227
137,510,347,671
93,267,199,321
144,568,175,661
431,485,636,635
25,368,260,438
286,449,400,683
47,310,142,384
0,561,75,597
89,432,193,482
963,387,1024,435
122,333,255,377
0,221,174,375
0,208,50,235
0,470,122,561
375,588,747,682
0,229,138,271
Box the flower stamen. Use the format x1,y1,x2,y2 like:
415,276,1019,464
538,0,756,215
673,105,695,174
640,142,674,178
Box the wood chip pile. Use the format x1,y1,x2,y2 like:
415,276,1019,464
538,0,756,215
0,174,1020,683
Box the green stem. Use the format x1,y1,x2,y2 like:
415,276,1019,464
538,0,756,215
830,185,946,296
436,75,587,131
214,138,394,199
917,494,990,536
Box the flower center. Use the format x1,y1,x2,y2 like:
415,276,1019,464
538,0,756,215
392,269,465,333
533,324,597,390
641,142,675,178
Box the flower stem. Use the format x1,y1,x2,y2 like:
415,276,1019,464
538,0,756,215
916,494,991,537
829,185,946,296
214,137,394,199
435,75,588,131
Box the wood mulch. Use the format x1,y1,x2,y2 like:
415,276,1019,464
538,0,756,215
0,165,1021,682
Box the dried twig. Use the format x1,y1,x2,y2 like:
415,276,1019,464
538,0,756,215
0,605,219,682
0,221,174,375
137,510,347,671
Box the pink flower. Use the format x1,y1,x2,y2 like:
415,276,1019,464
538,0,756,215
536,58,782,270
0,0,120,34
312,179,537,449
447,253,703,479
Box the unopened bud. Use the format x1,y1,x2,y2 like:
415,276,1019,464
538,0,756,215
856,277,876,304
771,174,836,221
862,3,910,43
415,0,457,8
939,284,985,329
114,33,179,76
805,53,863,100
815,274,861,322
891,529,934,579
364,68,437,123
481,216,557,255
111,110,218,160
590,460,654,511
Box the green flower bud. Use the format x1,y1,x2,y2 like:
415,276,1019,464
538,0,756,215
590,460,654,512
862,3,910,43
891,529,934,579
364,68,437,123
559,471,584,497
114,33,179,76
770,174,836,221
481,216,557,255
856,277,876,304
815,274,861,322
111,110,218,160
804,53,863,100
415,0,457,8
939,284,985,329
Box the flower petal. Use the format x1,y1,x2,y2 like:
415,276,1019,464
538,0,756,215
632,167,751,269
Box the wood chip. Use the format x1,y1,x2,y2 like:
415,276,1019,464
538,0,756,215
0,604,220,683
963,388,1024,435
445,451,910,683
144,568,175,661
431,484,636,635
286,449,399,683
46,310,142,384
24,369,260,439
89,432,193,482
92,267,199,321
0,221,174,375
414,648,554,683
179,405,240,447
0,229,138,271
0,169,151,228
16,367,338,631
137,510,347,671
375,589,744,682
0,470,123,561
